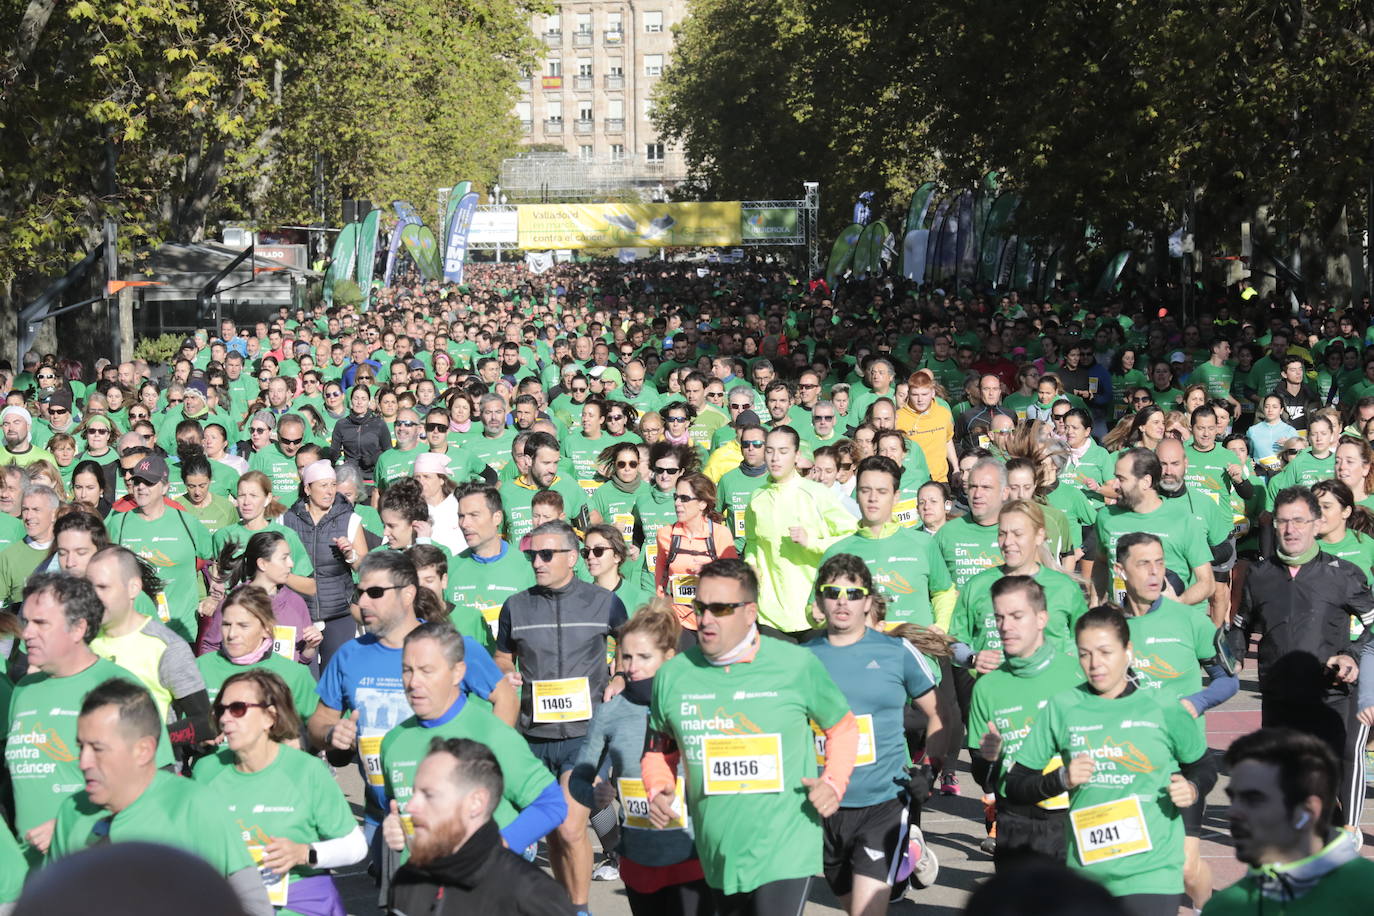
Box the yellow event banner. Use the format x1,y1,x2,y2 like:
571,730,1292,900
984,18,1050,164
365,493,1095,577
518,202,743,249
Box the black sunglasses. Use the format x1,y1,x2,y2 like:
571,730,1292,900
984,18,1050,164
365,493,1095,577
580,545,613,559
524,547,574,563
740,439,764,448
426,423,448,433
278,436,303,446
665,415,688,423
673,493,697,503
653,465,683,476
353,584,405,601
692,599,750,617
214,701,271,719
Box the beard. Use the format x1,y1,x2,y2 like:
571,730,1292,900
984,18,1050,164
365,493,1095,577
407,815,470,867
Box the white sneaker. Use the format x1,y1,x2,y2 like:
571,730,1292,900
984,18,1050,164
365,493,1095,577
592,860,620,882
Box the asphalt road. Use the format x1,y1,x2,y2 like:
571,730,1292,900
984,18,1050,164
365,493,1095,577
331,672,1372,914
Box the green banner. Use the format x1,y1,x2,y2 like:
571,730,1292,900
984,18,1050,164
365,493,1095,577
905,182,937,236
977,193,1019,285
323,222,359,304
741,207,800,239
825,223,864,286
355,209,381,292
444,180,473,239
853,220,888,279
401,224,440,280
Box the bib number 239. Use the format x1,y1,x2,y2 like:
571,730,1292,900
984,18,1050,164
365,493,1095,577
702,733,783,795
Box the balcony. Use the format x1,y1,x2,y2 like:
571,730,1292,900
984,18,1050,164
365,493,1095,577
574,118,594,134
603,29,623,44
604,74,625,90
543,118,564,134
603,118,625,133
572,30,593,47
542,31,562,47
572,75,594,91
516,77,531,91
520,119,532,134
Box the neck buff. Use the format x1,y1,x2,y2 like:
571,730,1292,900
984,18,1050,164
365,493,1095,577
622,676,654,706
1005,640,1057,675
611,474,640,494
708,624,758,666
228,636,274,666
1277,542,1319,567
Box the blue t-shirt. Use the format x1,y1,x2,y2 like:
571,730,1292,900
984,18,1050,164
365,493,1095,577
316,632,502,819
804,628,938,808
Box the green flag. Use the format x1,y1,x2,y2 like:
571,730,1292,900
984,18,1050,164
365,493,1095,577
323,222,359,305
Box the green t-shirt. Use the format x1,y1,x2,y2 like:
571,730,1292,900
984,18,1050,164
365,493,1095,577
950,564,1089,654
106,508,214,642
589,480,647,546
0,540,46,605
381,698,556,862
1126,597,1216,741
375,444,426,490
248,445,302,506
467,429,518,475
192,744,356,891
502,476,588,542
196,650,320,722
49,770,253,877
183,492,240,534
0,513,24,553
447,544,535,642
0,820,25,905
1202,846,1374,916
1183,444,1241,504
821,524,952,626
965,642,1085,796
212,522,315,580
1016,684,1208,896
933,515,1003,590
633,485,679,591
1190,361,1235,399
648,639,851,894
7,658,175,844
1094,502,1212,599
1161,487,1233,549
1321,531,1374,587
1062,442,1115,506
563,433,612,488
1264,450,1336,510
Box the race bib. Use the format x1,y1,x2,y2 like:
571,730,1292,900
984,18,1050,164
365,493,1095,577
893,498,919,528
248,845,290,906
669,574,699,603
644,541,660,571
732,511,746,539
272,625,296,659
1037,757,1070,811
978,434,991,450
812,714,876,767
579,479,599,496
154,592,171,624
618,777,688,830
612,513,636,543
532,677,592,723
481,605,502,638
702,733,784,795
1112,574,1128,605
359,735,386,787
1070,796,1153,866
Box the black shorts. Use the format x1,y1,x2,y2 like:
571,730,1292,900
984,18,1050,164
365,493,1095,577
1181,795,1206,836
822,798,904,896
993,805,1067,871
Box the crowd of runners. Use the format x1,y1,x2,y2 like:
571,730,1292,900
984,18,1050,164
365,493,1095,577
0,259,1373,915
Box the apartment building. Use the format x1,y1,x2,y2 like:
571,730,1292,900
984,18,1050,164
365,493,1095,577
516,2,688,191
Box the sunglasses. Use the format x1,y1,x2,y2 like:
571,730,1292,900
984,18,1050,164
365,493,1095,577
524,547,574,563
616,459,639,469
395,420,420,428
607,414,625,422
814,414,835,421
665,415,688,423
729,403,751,411
36,372,56,380
799,383,819,390
353,584,405,601
674,493,702,503
580,545,613,559
129,412,149,421
326,390,343,398
167,398,184,406
571,387,588,394
426,423,448,433
214,701,271,719
1052,413,1070,421
653,465,683,476
85,427,111,436
251,426,271,434
48,407,69,415
740,439,764,448
278,436,303,446
692,599,750,617
819,584,869,601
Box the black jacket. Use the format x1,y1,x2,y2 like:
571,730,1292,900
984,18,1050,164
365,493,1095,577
1231,553,1374,703
388,819,574,916
330,411,391,475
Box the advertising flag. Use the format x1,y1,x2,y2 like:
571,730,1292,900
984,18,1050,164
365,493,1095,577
977,194,1019,285
355,209,381,291
442,192,479,283
925,198,950,280
382,215,417,289
444,181,473,239
824,223,864,286
393,201,420,224
853,220,888,279
955,191,976,287
323,222,358,305
903,230,930,283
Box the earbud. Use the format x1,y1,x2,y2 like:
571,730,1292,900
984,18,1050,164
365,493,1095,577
1294,811,1310,830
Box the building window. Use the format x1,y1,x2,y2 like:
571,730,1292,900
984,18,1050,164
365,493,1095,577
580,145,595,161
547,60,562,77
578,59,593,77
608,61,624,77
644,54,663,76
610,144,625,160
547,100,563,121
607,99,624,119
643,11,663,32
545,13,561,33
607,11,622,30
576,12,592,32
646,142,664,162
578,103,593,120
515,101,531,120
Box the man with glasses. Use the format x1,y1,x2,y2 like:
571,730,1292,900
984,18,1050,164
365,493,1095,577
954,375,1016,454
5,573,175,867
31,389,78,450
803,399,844,451
710,387,758,450
375,408,426,491
1230,486,1374,834
1,405,55,468
716,416,769,553
790,370,824,426
248,413,306,505
309,552,513,859
641,557,858,915
493,520,628,912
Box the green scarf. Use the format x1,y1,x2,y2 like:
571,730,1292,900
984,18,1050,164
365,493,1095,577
1277,542,1319,567
1005,640,1058,676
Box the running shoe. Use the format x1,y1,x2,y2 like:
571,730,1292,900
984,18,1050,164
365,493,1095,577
939,769,960,796
592,858,620,882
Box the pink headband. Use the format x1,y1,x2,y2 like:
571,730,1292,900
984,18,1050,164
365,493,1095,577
414,452,450,476
301,460,336,486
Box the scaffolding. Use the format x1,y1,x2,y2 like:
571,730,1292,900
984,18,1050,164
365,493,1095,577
499,151,670,200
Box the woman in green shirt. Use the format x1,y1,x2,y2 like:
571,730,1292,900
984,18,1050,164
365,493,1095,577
582,523,646,618
1333,438,1374,512
1005,606,1217,914
1312,479,1374,592
1109,347,1149,416
588,442,648,547
193,668,364,915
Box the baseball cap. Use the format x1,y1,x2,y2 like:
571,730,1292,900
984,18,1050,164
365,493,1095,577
128,452,169,484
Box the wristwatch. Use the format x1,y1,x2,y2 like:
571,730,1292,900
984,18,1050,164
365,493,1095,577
307,845,318,866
